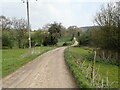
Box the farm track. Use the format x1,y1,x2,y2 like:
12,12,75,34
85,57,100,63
2,47,77,88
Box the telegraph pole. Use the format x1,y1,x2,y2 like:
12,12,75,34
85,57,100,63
21,0,32,48
21,0,38,48
26,0,31,48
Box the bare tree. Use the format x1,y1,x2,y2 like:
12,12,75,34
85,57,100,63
94,2,119,50
0,16,12,30
95,3,118,27
67,26,81,37
93,2,119,62
12,18,28,48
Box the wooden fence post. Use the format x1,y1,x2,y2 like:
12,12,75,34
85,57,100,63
91,50,97,86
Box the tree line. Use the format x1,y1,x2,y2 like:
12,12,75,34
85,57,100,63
77,2,119,63
1,2,119,58
1,16,28,48
0,16,82,48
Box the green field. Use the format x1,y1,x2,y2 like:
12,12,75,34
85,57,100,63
64,47,118,88
2,46,56,78
57,37,72,46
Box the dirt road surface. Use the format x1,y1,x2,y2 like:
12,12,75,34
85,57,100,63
2,47,77,88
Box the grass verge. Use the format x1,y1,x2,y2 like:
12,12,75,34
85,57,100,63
64,47,118,88
57,37,72,46
2,46,56,78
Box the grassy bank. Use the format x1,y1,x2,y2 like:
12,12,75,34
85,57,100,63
2,46,56,78
64,47,118,88
57,37,72,46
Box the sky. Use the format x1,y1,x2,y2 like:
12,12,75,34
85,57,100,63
0,0,118,30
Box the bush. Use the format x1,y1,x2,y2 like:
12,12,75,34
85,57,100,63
2,30,15,48
31,31,44,46
43,34,58,46
63,42,68,46
78,31,91,46
2,46,10,49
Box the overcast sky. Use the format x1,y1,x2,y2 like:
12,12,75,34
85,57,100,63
0,0,118,30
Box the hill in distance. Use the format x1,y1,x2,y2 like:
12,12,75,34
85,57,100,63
80,26,99,31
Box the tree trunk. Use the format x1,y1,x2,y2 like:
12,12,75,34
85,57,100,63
102,51,105,60
18,39,21,48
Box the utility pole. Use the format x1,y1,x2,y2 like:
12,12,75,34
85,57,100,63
22,0,37,48
26,0,31,48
